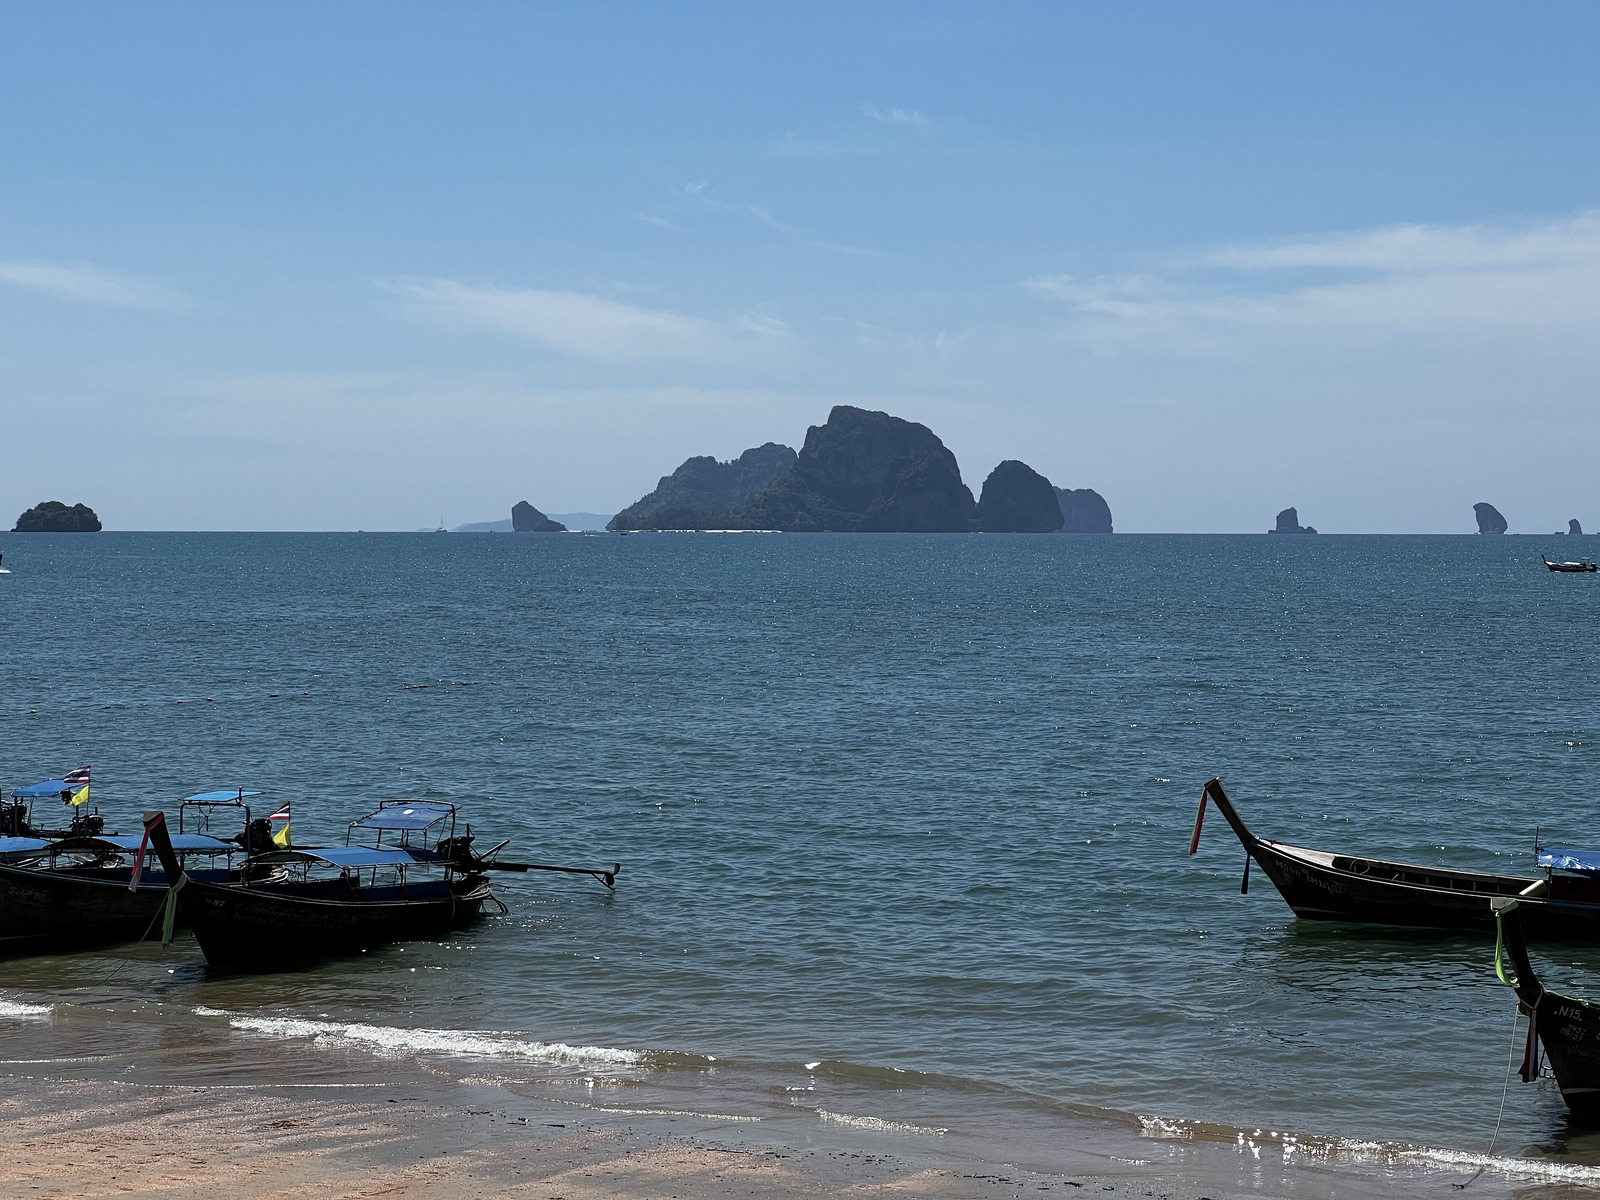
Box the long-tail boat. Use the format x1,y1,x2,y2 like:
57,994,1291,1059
0,787,269,951
143,799,620,970
1542,555,1598,573
0,831,242,949
1190,777,1600,938
1491,897,1600,1109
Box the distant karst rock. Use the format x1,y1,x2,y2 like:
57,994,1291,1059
1569,519,1584,537
1054,487,1113,534
608,443,795,531
1474,502,1508,535
739,406,977,532
858,452,978,532
13,501,101,533
979,461,1064,533
1269,507,1317,535
511,501,566,533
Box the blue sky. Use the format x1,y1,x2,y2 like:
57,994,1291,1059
2,3,1597,531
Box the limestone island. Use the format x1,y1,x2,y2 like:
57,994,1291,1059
609,443,796,531
979,461,1062,532
13,501,101,532
1269,507,1317,535
607,406,1114,535
511,501,566,533
1474,502,1508,534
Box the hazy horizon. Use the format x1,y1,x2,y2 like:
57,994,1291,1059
3,5,1597,533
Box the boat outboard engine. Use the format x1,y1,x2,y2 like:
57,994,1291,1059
70,810,105,837
0,799,31,838
435,834,479,870
235,817,277,857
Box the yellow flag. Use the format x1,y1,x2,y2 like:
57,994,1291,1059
70,785,90,807
272,820,291,848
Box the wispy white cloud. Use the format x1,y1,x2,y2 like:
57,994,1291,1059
0,260,182,307
863,103,928,126
675,182,875,256
388,279,794,366
1201,213,1600,272
1027,211,1600,347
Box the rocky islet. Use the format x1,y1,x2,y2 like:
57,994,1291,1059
12,501,102,532
511,502,567,533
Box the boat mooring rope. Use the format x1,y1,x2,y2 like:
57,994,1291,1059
1486,1002,1525,1160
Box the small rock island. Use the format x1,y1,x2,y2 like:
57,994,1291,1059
511,501,566,533
1567,519,1584,536
1055,487,1113,533
1474,503,1508,535
979,461,1063,532
1269,507,1317,535
13,501,102,532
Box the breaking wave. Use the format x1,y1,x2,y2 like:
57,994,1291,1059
0,995,53,1020
817,1108,947,1135
192,1008,642,1069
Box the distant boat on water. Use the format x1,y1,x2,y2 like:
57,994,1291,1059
1542,555,1597,573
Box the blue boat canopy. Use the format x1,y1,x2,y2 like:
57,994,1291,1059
182,790,263,803
64,834,238,855
1538,849,1600,875
255,846,438,869
350,802,455,832
0,836,52,856
13,779,72,798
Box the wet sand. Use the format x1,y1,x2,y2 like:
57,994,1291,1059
0,1074,1564,1200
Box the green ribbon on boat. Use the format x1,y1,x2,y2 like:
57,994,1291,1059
161,875,187,947
1494,907,1517,987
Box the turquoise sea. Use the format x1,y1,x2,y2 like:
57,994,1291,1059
2,531,1599,1166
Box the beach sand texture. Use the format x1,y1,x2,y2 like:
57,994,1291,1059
0,1076,1552,1200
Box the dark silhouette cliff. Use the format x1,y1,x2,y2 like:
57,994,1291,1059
511,502,567,533
979,462,1064,532
739,407,977,532
1474,503,1508,535
13,501,101,532
1054,488,1113,533
609,443,795,530
1270,507,1317,535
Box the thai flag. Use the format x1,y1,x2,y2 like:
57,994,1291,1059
267,801,291,849
63,766,90,786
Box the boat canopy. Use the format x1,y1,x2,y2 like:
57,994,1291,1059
60,833,238,855
350,802,455,832
182,790,263,803
1539,849,1600,875
253,846,444,869
13,779,72,798
0,836,52,856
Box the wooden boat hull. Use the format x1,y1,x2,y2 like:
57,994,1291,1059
178,875,492,969
1198,779,1600,940
1246,839,1528,930
1493,900,1600,1109
0,863,217,950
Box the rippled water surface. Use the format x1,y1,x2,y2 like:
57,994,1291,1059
3,532,1598,1155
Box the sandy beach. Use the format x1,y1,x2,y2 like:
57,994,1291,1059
0,1072,1573,1200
